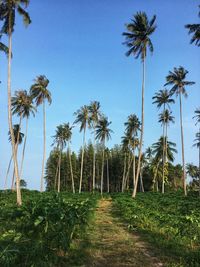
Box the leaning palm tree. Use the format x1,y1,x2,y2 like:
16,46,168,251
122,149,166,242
74,105,90,193
30,75,52,192
11,90,36,179
165,66,195,196
123,12,156,198
63,123,75,193
95,116,113,195
185,6,200,47
0,0,31,205
89,101,101,192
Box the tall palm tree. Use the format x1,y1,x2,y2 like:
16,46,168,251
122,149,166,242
185,6,200,47
89,101,101,192
0,0,31,205
74,105,90,193
123,12,156,198
52,125,67,193
30,75,52,192
153,89,174,193
165,66,195,196
63,123,75,193
11,90,36,179
95,116,112,195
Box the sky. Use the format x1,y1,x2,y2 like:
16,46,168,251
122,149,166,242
0,0,199,190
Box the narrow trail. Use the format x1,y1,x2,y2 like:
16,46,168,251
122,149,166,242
69,198,164,267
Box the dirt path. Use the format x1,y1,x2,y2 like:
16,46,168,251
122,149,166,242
68,198,164,267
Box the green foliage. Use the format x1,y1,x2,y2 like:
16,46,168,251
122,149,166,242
0,190,98,266
112,192,200,266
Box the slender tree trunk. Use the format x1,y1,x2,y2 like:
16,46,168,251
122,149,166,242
7,29,21,204
153,162,160,192
179,92,187,196
198,129,200,196
132,57,146,198
11,169,15,191
140,168,144,192
122,152,127,192
100,141,105,195
68,142,75,193
133,146,136,190
54,159,59,190
79,128,86,193
162,104,166,194
107,158,109,193
4,155,12,189
57,149,62,193
40,101,46,192
92,131,96,192
124,153,133,192
20,117,28,178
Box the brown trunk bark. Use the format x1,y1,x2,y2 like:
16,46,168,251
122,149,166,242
79,128,86,193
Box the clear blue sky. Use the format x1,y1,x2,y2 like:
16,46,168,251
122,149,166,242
0,0,199,190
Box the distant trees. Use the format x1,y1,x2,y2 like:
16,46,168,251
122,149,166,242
185,6,200,47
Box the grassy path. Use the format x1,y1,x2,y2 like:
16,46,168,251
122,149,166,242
68,198,164,267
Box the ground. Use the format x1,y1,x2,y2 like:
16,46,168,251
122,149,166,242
67,198,165,267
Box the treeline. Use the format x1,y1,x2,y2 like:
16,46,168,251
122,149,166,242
45,143,185,193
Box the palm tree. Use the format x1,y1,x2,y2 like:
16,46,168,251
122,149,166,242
152,137,177,191
152,89,174,193
8,124,24,190
89,101,101,192
193,108,200,125
165,66,195,196
52,125,67,193
95,116,112,195
0,0,31,205
30,75,52,192
185,6,200,47
74,105,90,193
193,132,200,195
11,90,36,179
63,123,75,193
123,12,156,198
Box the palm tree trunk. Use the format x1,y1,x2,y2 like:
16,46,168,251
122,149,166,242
20,117,28,178
198,129,200,197
107,158,109,193
132,57,146,198
54,159,59,190
68,142,75,193
57,149,62,193
100,141,105,195
40,101,46,192
7,28,21,205
92,131,96,192
122,152,127,192
11,169,15,191
133,147,136,190
179,92,187,196
162,105,166,194
124,153,133,192
79,128,86,193
4,155,12,189
140,168,144,192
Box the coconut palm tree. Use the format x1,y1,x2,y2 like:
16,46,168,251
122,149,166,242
0,0,31,205
30,75,52,192
152,89,174,193
8,124,24,190
74,105,90,193
95,116,112,195
11,90,36,179
89,101,101,192
52,125,67,193
124,114,140,191
63,123,75,193
185,6,200,47
123,12,156,198
165,66,195,195
193,132,200,195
